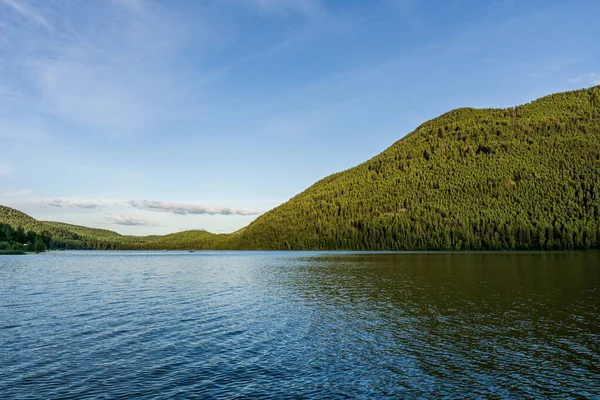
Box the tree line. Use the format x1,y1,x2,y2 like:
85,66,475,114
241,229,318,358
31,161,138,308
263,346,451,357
0,223,49,253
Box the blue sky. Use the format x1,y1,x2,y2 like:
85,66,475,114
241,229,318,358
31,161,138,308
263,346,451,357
1,0,599,235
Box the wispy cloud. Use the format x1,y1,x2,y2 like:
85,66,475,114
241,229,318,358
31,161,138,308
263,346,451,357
36,197,261,216
0,0,228,133
105,214,160,227
128,200,261,216
569,73,600,86
42,198,121,209
0,0,52,29
33,59,150,131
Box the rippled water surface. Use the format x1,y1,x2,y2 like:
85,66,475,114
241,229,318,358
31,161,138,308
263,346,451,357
1,251,599,398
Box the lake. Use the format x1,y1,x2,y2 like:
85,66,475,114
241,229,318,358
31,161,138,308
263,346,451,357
1,251,599,398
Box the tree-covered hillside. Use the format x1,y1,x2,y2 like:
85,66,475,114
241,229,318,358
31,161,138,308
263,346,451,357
0,205,227,250
0,205,149,249
2,86,600,251
233,85,600,250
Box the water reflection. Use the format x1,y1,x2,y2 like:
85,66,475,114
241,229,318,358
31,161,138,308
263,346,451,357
259,252,600,397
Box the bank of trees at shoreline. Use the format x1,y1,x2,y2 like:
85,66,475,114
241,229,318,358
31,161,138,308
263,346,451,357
3,216,600,252
2,85,600,252
0,223,49,254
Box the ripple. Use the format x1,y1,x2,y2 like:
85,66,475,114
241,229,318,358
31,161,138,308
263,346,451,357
1,251,599,398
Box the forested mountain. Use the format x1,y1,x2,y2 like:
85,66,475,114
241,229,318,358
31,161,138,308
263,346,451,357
234,85,600,250
2,86,600,251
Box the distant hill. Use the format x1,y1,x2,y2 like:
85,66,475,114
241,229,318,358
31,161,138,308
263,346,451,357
2,86,600,250
0,205,147,249
0,205,228,250
0,205,83,246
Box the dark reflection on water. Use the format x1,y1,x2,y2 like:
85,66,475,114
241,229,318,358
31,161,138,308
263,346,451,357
1,251,599,398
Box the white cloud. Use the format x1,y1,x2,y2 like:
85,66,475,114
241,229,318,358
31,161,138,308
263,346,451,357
105,214,160,227
128,200,261,216
36,197,261,216
43,198,115,209
0,0,52,29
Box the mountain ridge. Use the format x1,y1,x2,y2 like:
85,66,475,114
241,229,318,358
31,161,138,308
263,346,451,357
2,85,600,250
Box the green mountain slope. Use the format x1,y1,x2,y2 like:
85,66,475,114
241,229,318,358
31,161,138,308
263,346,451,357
0,205,84,244
2,86,599,251
1,204,45,230
141,230,231,250
0,205,226,250
0,205,147,249
233,85,600,250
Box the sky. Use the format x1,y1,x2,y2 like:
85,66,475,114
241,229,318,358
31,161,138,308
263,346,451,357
1,0,599,235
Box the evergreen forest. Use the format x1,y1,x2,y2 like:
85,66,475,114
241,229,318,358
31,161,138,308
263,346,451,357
2,86,600,251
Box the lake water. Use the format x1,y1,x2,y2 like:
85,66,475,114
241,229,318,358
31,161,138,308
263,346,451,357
1,251,599,398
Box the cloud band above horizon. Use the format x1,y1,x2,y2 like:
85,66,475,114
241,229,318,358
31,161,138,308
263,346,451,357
105,214,160,227
127,200,260,216
40,198,262,216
